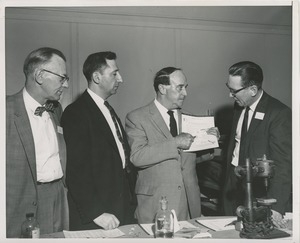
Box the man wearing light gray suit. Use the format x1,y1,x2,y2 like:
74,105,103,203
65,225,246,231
6,47,69,237
125,67,214,223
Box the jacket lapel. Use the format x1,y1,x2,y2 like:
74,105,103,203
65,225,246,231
13,91,37,183
148,101,173,139
247,92,269,135
83,91,120,154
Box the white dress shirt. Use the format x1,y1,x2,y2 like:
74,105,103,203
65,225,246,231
87,89,126,168
154,99,179,134
231,91,263,166
23,88,63,182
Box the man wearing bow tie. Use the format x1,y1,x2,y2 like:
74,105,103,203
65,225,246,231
61,52,135,231
6,47,70,237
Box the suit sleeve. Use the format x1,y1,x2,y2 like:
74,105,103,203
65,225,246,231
61,107,104,223
125,112,179,168
268,107,292,214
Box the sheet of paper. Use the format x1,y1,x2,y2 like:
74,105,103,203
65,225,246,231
196,217,237,231
140,220,198,236
63,228,125,238
181,114,219,152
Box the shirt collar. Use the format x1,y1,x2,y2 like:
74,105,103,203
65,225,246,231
154,99,178,116
23,88,43,113
249,90,264,112
87,88,105,106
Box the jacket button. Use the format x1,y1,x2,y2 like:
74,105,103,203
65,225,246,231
32,201,37,206
178,186,181,190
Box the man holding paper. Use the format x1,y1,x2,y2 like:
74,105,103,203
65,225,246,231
222,61,292,226
125,67,218,223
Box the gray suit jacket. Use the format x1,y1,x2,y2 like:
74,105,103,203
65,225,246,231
6,89,67,237
125,100,201,223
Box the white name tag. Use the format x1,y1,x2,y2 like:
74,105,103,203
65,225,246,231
255,112,265,120
57,126,63,134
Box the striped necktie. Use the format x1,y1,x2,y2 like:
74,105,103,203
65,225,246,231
104,101,130,172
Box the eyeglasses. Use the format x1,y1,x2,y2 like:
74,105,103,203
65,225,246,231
225,83,248,95
42,69,70,83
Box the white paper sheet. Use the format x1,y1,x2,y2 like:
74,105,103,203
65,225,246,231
181,114,219,151
196,217,237,231
140,220,197,236
63,228,125,238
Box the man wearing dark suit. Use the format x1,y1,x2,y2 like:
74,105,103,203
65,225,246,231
125,67,219,223
61,51,135,230
6,47,69,237
222,61,292,226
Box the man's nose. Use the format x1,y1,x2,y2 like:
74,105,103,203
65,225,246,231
182,87,187,96
62,80,69,88
117,72,123,83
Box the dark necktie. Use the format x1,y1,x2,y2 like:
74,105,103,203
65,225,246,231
239,106,250,165
167,110,178,137
104,101,130,171
34,102,55,116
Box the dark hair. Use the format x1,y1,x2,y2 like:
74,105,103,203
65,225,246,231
229,61,263,89
153,67,181,92
23,47,66,79
83,51,116,82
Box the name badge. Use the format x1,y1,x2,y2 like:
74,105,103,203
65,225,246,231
57,126,63,134
255,112,265,120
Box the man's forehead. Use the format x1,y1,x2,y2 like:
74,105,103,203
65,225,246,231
228,75,242,87
170,70,187,85
104,59,118,72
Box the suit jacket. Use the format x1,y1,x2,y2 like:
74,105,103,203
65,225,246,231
125,100,201,223
6,89,67,238
61,90,133,230
224,92,292,215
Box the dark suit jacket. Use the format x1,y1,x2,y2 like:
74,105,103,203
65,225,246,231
6,89,67,238
61,90,133,230
223,92,292,215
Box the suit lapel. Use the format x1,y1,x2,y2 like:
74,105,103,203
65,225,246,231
148,101,173,139
13,91,37,183
248,92,269,135
83,91,120,154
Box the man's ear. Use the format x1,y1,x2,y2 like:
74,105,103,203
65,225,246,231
250,85,258,97
158,84,167,95
34,70,44,85
92,71,101,84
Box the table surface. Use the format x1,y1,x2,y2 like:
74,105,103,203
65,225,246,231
40,216,242,239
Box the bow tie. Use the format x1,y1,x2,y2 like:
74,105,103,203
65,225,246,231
34,102,55,116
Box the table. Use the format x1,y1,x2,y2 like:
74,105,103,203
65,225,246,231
41,216,241,239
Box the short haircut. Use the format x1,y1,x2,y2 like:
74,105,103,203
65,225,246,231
153,67,182,92
83,51,117,82
229,61,263,89
23,47,66,79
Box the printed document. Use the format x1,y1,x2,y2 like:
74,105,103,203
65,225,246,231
182,114,219,152
63,228,124,238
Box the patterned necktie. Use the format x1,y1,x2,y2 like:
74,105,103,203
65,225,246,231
239,106,250,165
167,110,178,137
104,101,130,171
34,102,55,116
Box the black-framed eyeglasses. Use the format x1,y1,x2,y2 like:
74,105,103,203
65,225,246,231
42,69,70,83
225,83,248,95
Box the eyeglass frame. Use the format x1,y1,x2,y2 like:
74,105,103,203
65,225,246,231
225,83,248,95
41,69,70,83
